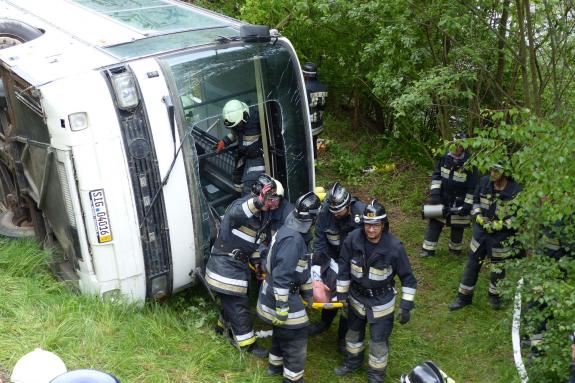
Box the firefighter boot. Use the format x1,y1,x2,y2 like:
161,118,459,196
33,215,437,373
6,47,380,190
367,368,386,383
449,248,462,256
246,342,269,358
420,249,435,258
267,365,282,376
488,294,502,310
334,364,361,376
448,293,472,311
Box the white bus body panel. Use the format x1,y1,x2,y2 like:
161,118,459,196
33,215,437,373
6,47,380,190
40,70,147,301
0,0,124,86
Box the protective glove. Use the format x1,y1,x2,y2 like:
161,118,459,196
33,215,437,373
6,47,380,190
491,220,504,231
336,293,348,303
305,297,314,309
215,140,226,153
475,214,486,226
272,307,288,326
397,308,411,325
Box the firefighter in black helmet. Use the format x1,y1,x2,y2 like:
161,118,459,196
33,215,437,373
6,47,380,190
308,182,365,353
302,62,328,159
448,163,522,311
206,174,282,358
335,200,417,383
257,191,321,383
421,132,478,257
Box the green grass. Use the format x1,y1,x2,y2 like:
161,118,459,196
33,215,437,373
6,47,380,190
0,119,520,382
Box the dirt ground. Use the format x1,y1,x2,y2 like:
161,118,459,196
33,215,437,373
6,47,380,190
0,365,9,383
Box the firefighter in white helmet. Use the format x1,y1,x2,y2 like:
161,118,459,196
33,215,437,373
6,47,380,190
216,99,264,195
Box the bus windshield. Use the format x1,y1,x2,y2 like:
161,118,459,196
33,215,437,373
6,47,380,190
161,41,311,214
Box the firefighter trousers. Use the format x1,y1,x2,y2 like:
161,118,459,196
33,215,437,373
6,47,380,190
319,308,348,341
344,308,393,383
218,292,256,348
268,326,308,383
422,218,465,253
457,240,506,301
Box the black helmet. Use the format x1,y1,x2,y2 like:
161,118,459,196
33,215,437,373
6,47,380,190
294,191,321,222
251,174,277,196
50,369,120,383
362,199,387,224
302,62,317,77
328,182,351,213
400,361,446,383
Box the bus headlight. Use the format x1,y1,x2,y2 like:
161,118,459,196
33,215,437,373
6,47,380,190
68,112,89,131
110,71,139,110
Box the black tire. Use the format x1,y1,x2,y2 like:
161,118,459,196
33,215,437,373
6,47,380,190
0,210,34,238
0,19,43,49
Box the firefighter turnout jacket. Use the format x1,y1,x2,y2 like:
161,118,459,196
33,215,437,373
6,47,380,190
312,199,365,291
469,175,523,258
337,228,417,322
221,107,265,192
206,194,268,296
430,151,477,223
257,225,313,329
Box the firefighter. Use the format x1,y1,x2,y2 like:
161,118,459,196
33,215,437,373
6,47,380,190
308,182,365,353
448,163,522,311
335,200,417,383
421,132,478,257
257,191,321,383
257,178,294,278
215,99,264,194
302,62,328,159
205,174,282,358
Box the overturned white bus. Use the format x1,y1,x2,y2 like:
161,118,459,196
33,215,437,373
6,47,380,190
0,0,315,301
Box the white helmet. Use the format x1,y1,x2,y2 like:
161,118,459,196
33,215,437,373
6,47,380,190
222,100,249,128
11,348,67,383
273,178,285,197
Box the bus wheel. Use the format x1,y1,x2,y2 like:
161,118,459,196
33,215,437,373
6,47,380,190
0,19,43,49
0,163,34,238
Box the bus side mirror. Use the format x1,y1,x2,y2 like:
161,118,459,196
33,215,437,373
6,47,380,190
240,25,271,43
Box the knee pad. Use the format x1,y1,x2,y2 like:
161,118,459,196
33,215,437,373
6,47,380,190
368,341,389,370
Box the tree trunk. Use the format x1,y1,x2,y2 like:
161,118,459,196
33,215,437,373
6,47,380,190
542,0,560,113
495,0,510,107
514,0,532,110
523,0,541,116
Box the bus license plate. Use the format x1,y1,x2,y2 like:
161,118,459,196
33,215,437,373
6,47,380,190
89,189,113,243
